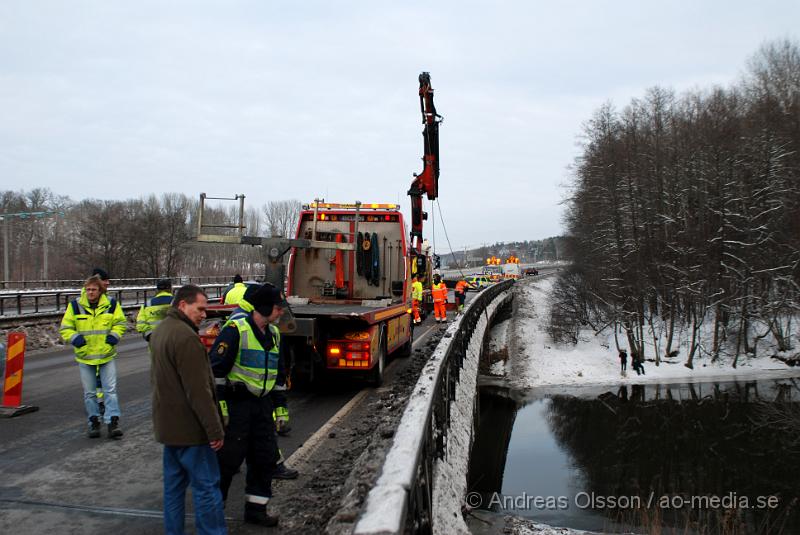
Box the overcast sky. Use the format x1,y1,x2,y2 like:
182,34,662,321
1,1,797,251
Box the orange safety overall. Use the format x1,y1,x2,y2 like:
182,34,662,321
431,282,448,322
455,280,469,312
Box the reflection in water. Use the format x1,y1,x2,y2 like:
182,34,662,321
469,379,800,534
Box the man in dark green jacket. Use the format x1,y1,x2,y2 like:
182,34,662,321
150,284,226,535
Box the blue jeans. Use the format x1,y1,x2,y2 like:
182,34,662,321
77,360,120,423
163,445,227,535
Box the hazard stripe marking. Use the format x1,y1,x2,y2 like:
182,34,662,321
6,338,24,362
4,371,22,391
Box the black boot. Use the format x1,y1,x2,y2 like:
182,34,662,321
107,416,123,438
87,416,101,438
272,462,299,480
244,502,278,527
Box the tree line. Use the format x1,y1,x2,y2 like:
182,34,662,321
553,39,800,365
0,189,301,282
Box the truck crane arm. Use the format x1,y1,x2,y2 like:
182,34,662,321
408,71,442,253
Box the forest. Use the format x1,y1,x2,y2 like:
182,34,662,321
552,39,800,365
0,190,300,283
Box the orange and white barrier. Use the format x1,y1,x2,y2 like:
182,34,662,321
1,332,39,417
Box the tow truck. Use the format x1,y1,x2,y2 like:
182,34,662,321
197,72,443,386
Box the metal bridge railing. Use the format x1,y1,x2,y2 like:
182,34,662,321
354,279,514,535
0,275,259,291
0,283,229,319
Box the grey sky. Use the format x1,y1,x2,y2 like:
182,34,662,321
1,1,797,251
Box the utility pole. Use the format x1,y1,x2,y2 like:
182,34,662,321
42,220,48,279
2,215,8,285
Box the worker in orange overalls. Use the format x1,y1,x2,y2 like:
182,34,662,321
431,274,448,323
454,278,471,314
411,275,423,325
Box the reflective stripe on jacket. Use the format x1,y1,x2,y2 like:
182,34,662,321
60,292,127,365
136,291,173,335
411,281,423,301
431,282,448,303
224,283,248,305
227,318,280,397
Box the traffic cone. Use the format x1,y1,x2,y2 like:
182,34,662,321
1,332,39,418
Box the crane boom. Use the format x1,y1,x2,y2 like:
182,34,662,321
408,71,442,253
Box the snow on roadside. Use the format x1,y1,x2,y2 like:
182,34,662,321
489,319,510,354
509,276,800,391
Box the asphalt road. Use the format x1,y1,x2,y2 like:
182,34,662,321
0,314,444,534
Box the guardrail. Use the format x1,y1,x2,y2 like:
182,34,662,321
0,284,229,319
354,279,514,534
0,275,259,291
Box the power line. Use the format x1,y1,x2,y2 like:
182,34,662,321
434,200,468,279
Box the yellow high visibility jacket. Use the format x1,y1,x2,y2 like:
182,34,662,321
224,282,248,305
136,291,173,337
228,318,280,397
411,281,423,301
60,292,127,365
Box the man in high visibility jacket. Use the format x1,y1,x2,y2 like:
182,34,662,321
224,274,247,305
454,278,471,313
431,274,448,323
411,275,423,324
210,284,289,527
136,279,173,341
60,275,127,438
220,283,299,481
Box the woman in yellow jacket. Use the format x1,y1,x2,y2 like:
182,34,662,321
60,275,127,438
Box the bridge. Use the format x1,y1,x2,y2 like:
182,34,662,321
0,269,557,534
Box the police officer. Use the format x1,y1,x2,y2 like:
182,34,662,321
135,279,173,341
210,284,289,527
219,282,299,481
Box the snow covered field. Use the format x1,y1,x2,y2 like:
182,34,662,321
498,276,800,392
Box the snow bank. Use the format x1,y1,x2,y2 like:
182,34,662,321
510,277,800,391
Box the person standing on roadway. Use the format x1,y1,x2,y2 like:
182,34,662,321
454,278,470,314
136,278,173,342
431,273,448,323
210,284,289,527
218,282,299,481
92,267,111,293
59,275,127,438
411,275,423,324
150,284,227,535
223,274,247,305
89,267,111,407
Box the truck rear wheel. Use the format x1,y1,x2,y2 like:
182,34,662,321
396,324,413,358
369,337,386,387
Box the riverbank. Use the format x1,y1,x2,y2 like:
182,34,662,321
497,277,800,392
